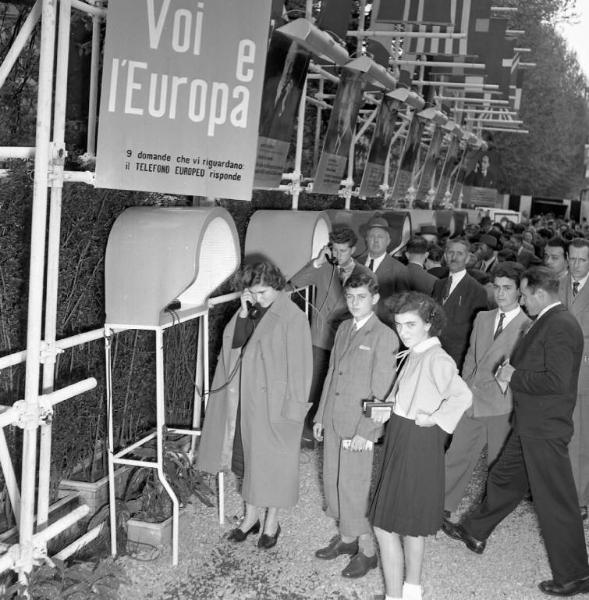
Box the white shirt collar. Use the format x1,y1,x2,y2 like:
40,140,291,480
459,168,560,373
412,336,441,354
367,253,387,271
572,273,589,290
448,269,467,294
536,301,561,320
354,312,374,331
495,306,521,328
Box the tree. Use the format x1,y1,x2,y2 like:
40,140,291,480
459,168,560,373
490,0,589,198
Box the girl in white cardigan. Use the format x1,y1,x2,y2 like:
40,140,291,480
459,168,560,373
369,292,472,600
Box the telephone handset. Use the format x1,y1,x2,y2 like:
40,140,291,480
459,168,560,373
325,243,338,265
246,301,261,320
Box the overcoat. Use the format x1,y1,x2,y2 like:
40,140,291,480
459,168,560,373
196,292,312,507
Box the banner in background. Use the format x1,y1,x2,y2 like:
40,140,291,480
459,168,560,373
313,69,365,195
95,0,271,200
434,134,461,204
415,125,444,204
359,96,401,198
254,32,310,188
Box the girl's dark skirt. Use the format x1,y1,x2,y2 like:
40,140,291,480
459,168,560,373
369,413,448,537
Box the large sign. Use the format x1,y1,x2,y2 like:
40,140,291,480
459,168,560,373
95,0,271,200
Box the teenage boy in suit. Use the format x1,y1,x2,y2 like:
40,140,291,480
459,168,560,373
444,263,530,516
290,227,373,445
443,267,589,597
313,272,398,579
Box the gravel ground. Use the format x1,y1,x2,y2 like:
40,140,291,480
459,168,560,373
119,446,589,599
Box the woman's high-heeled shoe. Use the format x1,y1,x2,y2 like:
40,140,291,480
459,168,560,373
257,523,281,549
227,520,260,542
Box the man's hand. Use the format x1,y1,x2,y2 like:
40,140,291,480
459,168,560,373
314,244,331,268
313,422,324,442
496,359,515,384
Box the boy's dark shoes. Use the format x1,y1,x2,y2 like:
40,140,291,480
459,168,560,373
315,535,358,559
341,551,378,578
538,574,589,596
441,519,486,554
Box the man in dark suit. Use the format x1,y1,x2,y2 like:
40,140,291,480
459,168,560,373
512,233,540,268
443,267,589,597
357,216,410,324
404,236,436,294
444,263,530,515
433,238,488,372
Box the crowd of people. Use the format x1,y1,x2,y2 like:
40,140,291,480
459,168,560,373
197,211,589,599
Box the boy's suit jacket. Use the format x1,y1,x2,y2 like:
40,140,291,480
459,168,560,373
433,272,488,371
314,314,398,442
461,308,531,418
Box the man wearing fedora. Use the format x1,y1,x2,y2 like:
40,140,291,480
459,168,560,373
358,216,410,324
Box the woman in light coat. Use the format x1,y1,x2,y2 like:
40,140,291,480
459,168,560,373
197,261,312,548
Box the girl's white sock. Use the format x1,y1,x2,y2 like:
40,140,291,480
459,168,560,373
402,582,423,600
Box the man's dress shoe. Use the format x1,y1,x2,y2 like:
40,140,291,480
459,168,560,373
227,520,260,542
341,551,378,578
315,536,359,559
441,519,486,554
257,524,281,549
538,574,589,596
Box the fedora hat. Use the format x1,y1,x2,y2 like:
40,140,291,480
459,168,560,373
360,215,393,238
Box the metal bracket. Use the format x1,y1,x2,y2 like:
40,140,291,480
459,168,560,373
47,142,67,187
12,395,54,431
39,341,63,366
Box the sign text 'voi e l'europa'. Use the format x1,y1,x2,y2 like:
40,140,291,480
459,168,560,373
95,0,271,200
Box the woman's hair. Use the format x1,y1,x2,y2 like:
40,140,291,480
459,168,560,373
234,261,286,291
386,291,446,337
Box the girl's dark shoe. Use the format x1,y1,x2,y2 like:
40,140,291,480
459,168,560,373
258,524,281,549
227,520,260,542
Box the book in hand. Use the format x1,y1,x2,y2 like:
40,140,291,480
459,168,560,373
362,399,393,419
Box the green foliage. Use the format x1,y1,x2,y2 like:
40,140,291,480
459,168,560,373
123,434,214,523
3,558,129,600
488,1,589,198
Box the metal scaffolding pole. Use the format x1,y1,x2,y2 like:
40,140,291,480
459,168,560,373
37,0,71,535
18,0,57,582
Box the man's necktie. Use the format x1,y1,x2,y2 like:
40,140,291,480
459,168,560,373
338,266,346,284
494,312,505,340
368,259,375,272
442,275,452,304
573,281,580,297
